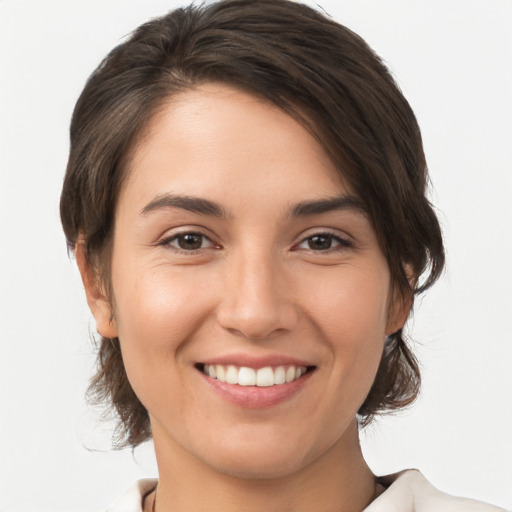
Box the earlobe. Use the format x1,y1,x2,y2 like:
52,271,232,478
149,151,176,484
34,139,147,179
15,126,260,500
75,242,118,339
386,292,412,336
386,264,416,335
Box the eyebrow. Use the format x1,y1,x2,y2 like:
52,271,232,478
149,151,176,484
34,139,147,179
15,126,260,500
140,193,366,219
288,195,367,217
140,194,228,217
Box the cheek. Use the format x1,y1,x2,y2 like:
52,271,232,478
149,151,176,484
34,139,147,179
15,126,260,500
113,261,214,340
302,267,389,395
110,264,216,402
304,266,390,342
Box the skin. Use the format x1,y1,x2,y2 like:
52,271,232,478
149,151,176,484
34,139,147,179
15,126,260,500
78,83,410,512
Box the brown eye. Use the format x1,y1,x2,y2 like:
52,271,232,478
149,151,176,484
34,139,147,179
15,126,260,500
165,232,213,251
178,233,203,250
307,235,334,250
295,232,352,252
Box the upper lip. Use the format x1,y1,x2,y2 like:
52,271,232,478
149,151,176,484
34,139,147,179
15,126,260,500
199,353,315,369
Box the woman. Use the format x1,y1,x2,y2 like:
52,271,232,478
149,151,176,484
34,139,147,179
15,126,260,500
59,1,507,510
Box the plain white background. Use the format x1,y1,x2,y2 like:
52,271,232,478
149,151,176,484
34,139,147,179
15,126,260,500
1,1,511,510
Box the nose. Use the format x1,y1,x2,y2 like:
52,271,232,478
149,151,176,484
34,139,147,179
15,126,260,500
216,249,299,340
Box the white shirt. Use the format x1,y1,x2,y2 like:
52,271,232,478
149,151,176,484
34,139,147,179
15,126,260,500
106,470,508,512
365,470,507,511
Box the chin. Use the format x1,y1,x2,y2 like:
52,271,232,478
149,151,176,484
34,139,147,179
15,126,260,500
204,446,311,481
193,425,333,481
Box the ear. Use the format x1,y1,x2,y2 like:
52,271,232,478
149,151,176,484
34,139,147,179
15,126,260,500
75,242,118,339
386,289,412,336
386,265,415,336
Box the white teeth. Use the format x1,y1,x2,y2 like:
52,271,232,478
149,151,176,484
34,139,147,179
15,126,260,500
202,364,308,386
256,367,274,387
274,366,286,385
216,365,226,383
238,367,256,386
225,365,238,384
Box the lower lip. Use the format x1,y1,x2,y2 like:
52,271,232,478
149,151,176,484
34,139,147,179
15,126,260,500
198,369,314,408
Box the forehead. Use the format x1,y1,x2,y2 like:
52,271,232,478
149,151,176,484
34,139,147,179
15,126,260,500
120,83,351,212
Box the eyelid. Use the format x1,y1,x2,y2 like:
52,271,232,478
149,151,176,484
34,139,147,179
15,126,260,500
155,226,353,253
157,227,220,252
292,229,354,251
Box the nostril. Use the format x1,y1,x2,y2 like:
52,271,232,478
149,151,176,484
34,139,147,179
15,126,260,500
215,282,299,340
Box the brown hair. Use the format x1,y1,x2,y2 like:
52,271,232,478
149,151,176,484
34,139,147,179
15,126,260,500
60,0,444,447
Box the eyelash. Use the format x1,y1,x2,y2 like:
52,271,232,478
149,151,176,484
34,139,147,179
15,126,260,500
159,231,216,253
293,232,353,252
159,230,353,254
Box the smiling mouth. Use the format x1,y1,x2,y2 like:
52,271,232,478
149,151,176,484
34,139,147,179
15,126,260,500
196,364,315,387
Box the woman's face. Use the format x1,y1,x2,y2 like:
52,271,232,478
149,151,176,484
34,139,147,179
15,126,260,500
87,83,408,478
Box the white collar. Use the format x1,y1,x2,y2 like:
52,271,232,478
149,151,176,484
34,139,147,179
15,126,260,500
106,470,506,512
364,469,506,511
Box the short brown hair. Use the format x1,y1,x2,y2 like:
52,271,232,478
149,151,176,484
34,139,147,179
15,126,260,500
60,0,444,448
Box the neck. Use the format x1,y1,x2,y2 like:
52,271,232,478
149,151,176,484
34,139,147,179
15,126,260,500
151,419,376,512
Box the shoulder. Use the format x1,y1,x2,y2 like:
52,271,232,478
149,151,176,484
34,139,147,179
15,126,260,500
365,470,508,512
105,479,157,512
